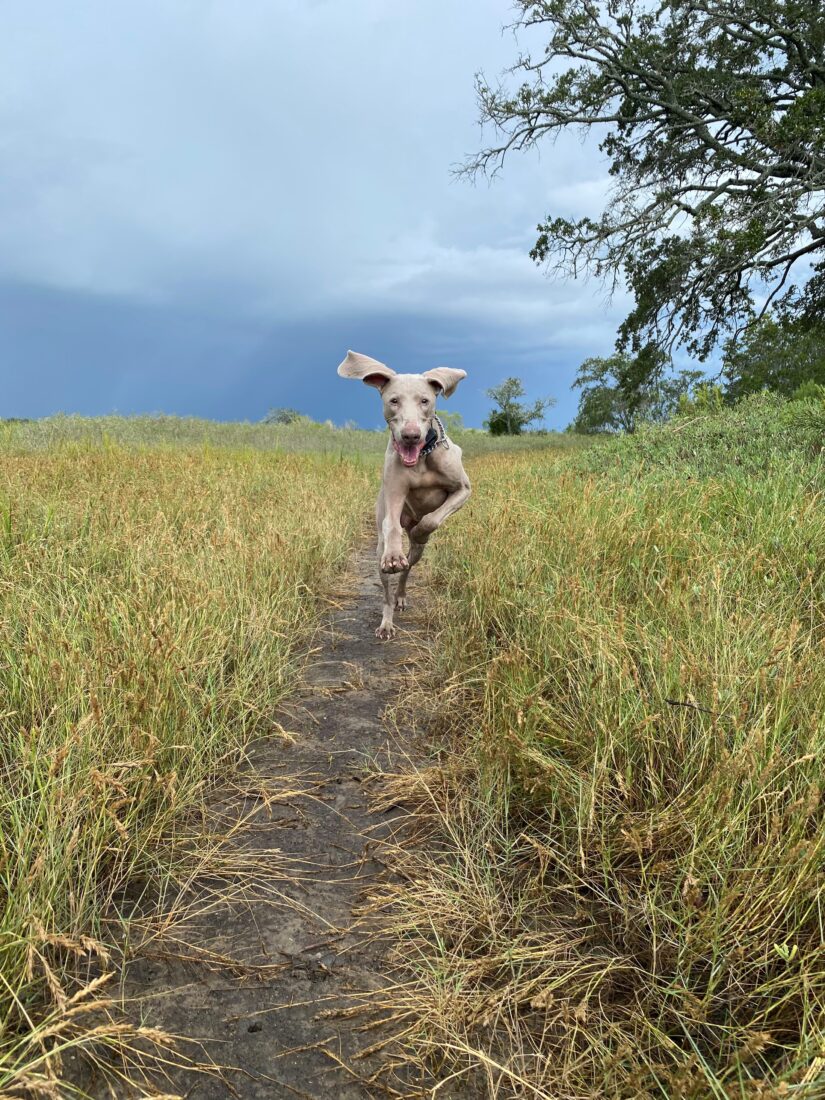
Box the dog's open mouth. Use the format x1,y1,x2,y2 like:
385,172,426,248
392,438,426,467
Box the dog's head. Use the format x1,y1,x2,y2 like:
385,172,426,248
337,351,466,467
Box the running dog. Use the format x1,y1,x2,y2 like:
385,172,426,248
337,350,471,639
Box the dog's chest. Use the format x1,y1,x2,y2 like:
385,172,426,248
402,463,457,519
405,463,458,492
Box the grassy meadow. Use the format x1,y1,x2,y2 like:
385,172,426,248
0,426,377,1092
379,393,825,1098
0,414,578,459
3,400,824,1098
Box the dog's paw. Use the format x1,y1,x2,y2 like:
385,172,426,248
375,622,396,640
380,551,409,573
410,516,438,543
394,594,408,612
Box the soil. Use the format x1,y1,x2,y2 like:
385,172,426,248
70,544,442,1100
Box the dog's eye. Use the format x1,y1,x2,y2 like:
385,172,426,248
420,397,429,405
389,397,398,405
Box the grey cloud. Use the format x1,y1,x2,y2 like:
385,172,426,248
0,0,628,419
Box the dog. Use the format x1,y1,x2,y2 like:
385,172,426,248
337,350,471,639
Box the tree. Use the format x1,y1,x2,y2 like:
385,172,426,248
722,313,825,401
676,382,726,416
465,0,825,359
571,348,701,433
438,410,466,434
485,377,555,434
263,407,304,425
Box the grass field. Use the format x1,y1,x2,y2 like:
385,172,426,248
379,394,825,1098
0,432,377,1093
0,414,578,459
0,414,578,1094
3,399,824,1098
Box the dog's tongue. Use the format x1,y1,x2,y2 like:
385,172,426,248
394,439,425,466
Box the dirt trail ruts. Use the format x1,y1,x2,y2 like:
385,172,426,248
76,544,433,1099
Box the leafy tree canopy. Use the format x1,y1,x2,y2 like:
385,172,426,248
485,377,556,434
722,312,825,401
466,0,825,359
571,347,702,432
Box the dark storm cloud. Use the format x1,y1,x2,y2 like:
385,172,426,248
0,0,627,425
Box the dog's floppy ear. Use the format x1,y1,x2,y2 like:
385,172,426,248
337,350,396,390
422,367,467,399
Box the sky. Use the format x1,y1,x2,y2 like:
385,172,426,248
0,0,629,429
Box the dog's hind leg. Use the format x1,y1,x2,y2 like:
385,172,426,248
394,538,426,613
376,537,396,639
375,493,397,640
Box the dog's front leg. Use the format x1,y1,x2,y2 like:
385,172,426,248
409,478,471,543
380,473,409,574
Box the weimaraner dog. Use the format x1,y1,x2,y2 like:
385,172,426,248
338,350,471,639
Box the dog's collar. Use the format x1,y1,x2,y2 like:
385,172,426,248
420,414,449,459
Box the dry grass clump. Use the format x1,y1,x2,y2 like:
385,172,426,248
375,398,825,1098
0,441,375,1092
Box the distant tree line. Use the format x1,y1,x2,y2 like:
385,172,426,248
569,309,825,434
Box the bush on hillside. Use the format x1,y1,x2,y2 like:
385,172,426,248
575,392,825,479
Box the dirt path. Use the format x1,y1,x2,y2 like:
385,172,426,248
77,545,431,1099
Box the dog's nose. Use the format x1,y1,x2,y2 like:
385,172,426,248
401,425,422,444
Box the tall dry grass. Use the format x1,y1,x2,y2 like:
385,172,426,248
0,440,375,1093
376,395,825,1098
